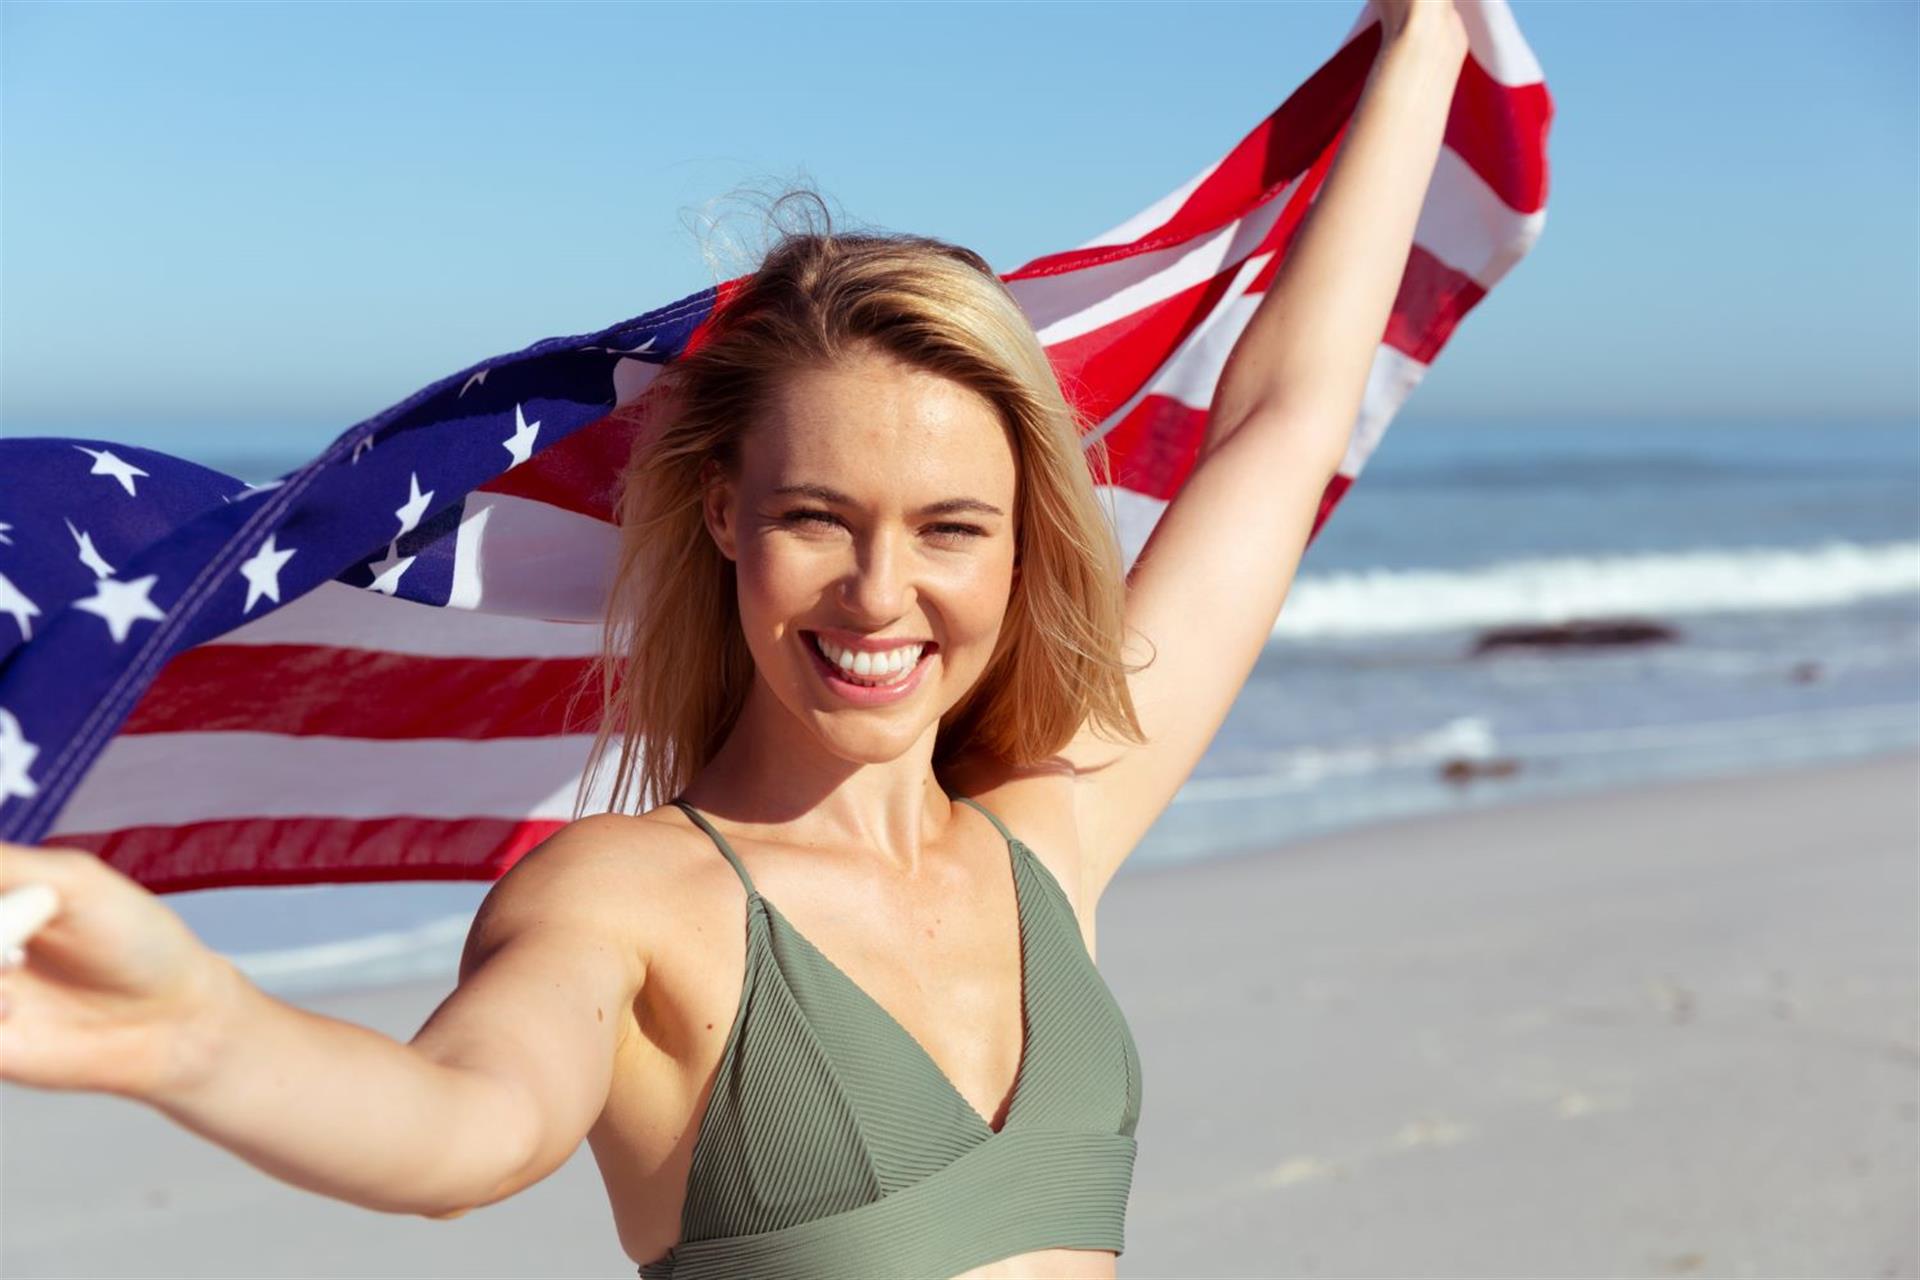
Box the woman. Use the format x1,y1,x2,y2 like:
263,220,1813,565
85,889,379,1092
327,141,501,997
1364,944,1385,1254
0,4,1467,1276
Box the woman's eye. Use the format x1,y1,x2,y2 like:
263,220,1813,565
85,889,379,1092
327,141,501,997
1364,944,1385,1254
778,509,983,544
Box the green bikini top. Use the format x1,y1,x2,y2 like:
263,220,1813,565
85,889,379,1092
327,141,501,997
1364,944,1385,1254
638,795,1143,1280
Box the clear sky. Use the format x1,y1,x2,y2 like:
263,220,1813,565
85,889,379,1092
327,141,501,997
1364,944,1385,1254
2,1,1914,461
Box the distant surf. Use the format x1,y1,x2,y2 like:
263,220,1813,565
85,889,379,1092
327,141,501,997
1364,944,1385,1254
1271,540,1919,640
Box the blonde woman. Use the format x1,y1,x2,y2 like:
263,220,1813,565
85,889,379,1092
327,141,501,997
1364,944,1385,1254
0,5,1466,1276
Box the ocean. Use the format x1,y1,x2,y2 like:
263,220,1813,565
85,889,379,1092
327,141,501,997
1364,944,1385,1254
115,416,1920,995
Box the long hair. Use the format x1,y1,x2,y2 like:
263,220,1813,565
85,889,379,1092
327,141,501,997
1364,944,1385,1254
570,192,1148,819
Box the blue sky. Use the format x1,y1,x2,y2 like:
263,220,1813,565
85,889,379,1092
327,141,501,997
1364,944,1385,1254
2,1,1914,462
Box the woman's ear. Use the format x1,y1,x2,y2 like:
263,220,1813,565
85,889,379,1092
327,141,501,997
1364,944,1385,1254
698,459,739,562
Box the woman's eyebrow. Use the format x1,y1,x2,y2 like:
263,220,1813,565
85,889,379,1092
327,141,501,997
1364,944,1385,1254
771,483,1004,518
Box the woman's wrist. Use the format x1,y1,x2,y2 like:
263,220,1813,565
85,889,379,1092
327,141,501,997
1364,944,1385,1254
1367,10,1470,100
133,950,253,1106
1375,3,1470,71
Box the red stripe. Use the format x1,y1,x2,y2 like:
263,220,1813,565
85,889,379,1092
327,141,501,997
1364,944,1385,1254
1096,394,1213,500
122,645,603,739
1385,243,1487,366
1311,471,1355,541
1447,57,1553,215
475,410,632,523
1048,269,1247,428
56,814,563,894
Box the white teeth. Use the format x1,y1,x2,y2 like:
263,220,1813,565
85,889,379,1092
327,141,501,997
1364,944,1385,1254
811,634,926,685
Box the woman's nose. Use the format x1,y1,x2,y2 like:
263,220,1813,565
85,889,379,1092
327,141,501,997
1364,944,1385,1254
838,528,913,617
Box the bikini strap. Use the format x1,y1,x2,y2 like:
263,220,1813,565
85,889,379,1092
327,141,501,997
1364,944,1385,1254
954,795,1019,848
670,799,759,897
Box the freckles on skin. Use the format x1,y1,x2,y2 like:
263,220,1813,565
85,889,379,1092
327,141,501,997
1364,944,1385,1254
725,349,1022,727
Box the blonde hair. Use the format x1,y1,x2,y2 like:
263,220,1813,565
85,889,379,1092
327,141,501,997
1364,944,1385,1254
571,193,1147,819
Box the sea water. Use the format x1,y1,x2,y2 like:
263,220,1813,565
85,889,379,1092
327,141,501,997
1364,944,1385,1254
134,416,1919,994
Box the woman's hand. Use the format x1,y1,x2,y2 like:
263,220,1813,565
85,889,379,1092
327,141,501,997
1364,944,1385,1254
0,842,234,1100
1374,0,1469,60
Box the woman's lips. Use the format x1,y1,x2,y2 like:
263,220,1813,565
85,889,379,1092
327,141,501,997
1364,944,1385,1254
801,631,936,706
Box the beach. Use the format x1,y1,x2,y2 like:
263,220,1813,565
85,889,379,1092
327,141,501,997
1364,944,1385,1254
4,749,1915,1279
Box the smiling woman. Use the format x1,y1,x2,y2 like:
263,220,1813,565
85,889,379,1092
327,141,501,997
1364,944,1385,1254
573,199,1150,822
547,197,1167,1276
0,5,1479,1276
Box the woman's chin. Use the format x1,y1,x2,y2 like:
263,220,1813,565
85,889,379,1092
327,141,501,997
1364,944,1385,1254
809,716,936,764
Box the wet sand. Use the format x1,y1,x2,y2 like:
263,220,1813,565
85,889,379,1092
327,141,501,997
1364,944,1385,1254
4,750,1915,1278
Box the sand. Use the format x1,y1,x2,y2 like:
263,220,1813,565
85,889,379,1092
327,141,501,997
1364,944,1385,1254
4,750,1916,1279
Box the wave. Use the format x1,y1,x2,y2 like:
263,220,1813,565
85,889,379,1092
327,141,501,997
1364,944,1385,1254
227,913,471,996
1273,540,1920,640
226,701,1920,996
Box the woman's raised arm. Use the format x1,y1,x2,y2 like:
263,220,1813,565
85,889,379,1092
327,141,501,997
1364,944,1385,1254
1056,3,1472,902
0,815,651,1220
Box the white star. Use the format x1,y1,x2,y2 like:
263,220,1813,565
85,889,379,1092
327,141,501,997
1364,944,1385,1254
394,472,434,540
460,369,489,398
64,518,115,579
72,574,166,643
350,435,375,465
0,520,13,546
73,445,149,497
365,542,415,595
237,533,297,613
503,403,541,468
0,570,39,642
0,707,39,802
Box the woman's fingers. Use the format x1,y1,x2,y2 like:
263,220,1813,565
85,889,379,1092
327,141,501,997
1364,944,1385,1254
0,883,63,960
0,841,92,890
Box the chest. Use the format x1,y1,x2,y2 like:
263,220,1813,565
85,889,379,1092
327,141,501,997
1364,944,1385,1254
592,780,1110,1266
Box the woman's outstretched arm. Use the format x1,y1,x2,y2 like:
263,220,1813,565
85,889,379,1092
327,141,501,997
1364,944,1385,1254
0,815,650,1220
1058,2,1472,902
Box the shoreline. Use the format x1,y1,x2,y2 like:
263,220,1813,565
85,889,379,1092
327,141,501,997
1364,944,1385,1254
4,749,1916,1278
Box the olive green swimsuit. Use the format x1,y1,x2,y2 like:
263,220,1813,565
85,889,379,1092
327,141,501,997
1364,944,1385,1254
639,796,1143,1280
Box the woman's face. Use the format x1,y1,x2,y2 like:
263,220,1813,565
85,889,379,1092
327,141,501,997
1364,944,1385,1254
702,345,1021,763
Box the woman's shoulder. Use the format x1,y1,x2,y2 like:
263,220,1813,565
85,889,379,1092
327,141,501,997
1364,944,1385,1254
943,751,1092,919
512,806,755,967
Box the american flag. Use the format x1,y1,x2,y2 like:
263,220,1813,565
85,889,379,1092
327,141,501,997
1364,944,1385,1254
0,3,1549,892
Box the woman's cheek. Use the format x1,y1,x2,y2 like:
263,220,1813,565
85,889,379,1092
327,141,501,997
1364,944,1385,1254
729,541,798,610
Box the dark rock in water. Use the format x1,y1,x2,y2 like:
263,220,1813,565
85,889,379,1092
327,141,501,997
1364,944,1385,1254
1788,660,1823,683
1438,756,1522,784
1470,617,1680,655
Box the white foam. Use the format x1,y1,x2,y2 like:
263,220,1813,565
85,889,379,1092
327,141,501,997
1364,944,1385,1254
1273,540,1920,640
227,913,471,996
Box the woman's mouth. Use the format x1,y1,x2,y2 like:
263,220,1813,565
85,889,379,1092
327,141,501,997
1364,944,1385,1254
801,631,937,706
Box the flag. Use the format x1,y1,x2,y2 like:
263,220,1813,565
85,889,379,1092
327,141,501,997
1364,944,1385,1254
0,3,1550,891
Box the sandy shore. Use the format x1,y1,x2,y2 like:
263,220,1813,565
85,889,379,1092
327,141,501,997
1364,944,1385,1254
4,751,1915,1279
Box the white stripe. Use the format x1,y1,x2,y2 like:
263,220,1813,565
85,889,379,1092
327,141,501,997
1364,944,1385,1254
1082,258,1270,447
446,489,619,620
1417,146,1548,287
1340,343,1431,479
613,357,664,409
213,581,603,658
1013,181,1297,342
1094,485,1171,576
1459,0,1546,89
49,732,616,832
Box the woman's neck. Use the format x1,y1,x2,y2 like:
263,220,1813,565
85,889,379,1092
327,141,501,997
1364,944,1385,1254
681,674,957,871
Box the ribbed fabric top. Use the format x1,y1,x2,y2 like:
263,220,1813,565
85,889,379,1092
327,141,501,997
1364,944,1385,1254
638,795,1142,1280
